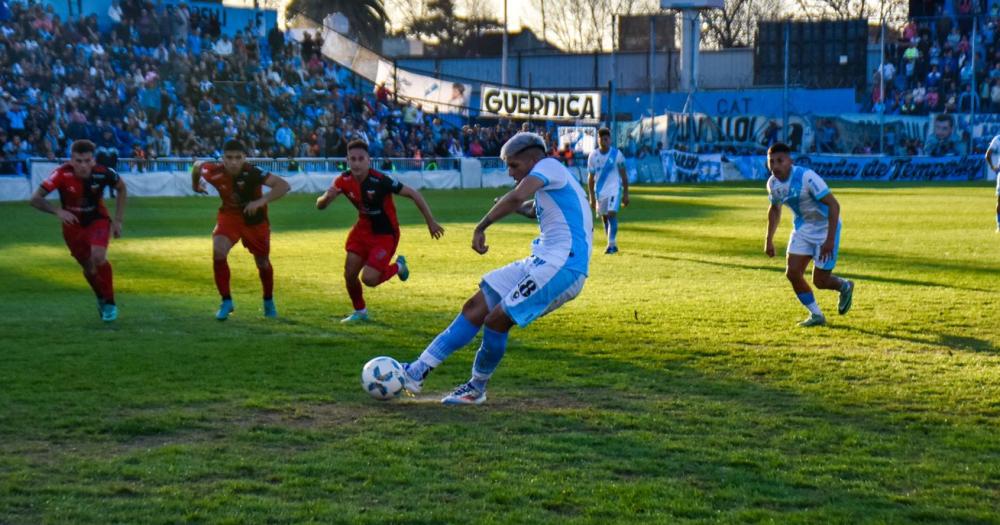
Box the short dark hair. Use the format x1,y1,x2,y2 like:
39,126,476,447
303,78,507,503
223,139,247,153
70,139,96,155
934,113,955,126
598,127,611,138
347,139,369,153
767,142,792,155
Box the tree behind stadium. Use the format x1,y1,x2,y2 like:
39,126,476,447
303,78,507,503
285,0,389,51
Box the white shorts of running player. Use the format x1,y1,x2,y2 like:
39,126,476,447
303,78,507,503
596,191,622,215
995,173,1000,195
480,255,587,328
787,222,841,271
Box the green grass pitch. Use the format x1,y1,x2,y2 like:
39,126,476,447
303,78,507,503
1,182,998,523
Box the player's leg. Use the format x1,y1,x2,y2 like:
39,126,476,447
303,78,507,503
212,234,237,320
64,223,103,313
243,222,276,318
443,263,585,405
403,290,489,393
405,258,528,393
342,251,368,322
83,220,116,321
89,244,118,322
254,254,277,317
606,210,619,254
810,223,853,315
995,193,1000,232
360,235,401,287
786,253,825,326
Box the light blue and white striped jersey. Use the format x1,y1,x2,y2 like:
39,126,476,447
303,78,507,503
587,147,625,198
528,157,594,275
767,165,832,231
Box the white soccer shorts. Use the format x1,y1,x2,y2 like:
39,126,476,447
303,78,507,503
596,191,621,215
787,222,841,271
480,255,586,327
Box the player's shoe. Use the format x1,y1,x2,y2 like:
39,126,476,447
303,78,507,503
263,298,277,318
396,255,409,282
100,303,118,322
402,362,424,394
96,297,106,319
604,245,618,255
441,382,486,405
838,280,854,315
797,313,826,327
340,311,369,323
216,299,234,321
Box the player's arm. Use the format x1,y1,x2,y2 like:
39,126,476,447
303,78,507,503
472,174,545,254
818,193,840,262
245,173,291,214
587,171,597,209
618,163,629,207
111,177,128,238
190,161,207,194
30,186,78,224
987,147,996,171
514,199,536,219
316,184,340,209
765,203,781,258
399,185,444,239
492,196,536,219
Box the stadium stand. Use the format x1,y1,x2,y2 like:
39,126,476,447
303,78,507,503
0,0,563,176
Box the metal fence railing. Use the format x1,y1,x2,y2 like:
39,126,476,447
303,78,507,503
17,156,466,177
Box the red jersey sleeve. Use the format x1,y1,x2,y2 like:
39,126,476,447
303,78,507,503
40,168,65,194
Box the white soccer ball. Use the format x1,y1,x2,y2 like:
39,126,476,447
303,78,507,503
360,356,407,400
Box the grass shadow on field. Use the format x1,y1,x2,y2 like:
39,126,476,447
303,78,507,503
635,251,995,293
381,342,996,521
828,325,998,354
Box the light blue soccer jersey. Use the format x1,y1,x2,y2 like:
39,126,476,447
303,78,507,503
767,165,832,231
528,157,594,275
587,147,625,199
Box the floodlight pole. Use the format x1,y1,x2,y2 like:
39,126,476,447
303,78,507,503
502,0,509,86
783,19,789,145
970,20,977,155
663,0,722,151
879,16,885,154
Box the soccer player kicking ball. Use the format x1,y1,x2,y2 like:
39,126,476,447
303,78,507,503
765,142,854,327
30,139,127,322
192,139,291,320
587,127,629,254
403,132,593,405
316,139,444,323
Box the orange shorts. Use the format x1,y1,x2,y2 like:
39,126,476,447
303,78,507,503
213,212,270,256
63,218,110,263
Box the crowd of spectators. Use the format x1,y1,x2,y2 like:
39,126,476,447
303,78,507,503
0,0,563,175
874,1,998,121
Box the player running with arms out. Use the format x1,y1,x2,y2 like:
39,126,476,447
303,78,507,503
587,127,629,254
192,139,291,320
402,132,593,405
316,139,444,323
985,133,1000,231
30,139,127,322
765,142,854,327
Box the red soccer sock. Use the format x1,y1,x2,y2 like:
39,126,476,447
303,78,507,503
377,263,399,284
213,259,231,299
346,277,366,311
83,269,102,298
258,263,274,300
97,262,115,304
